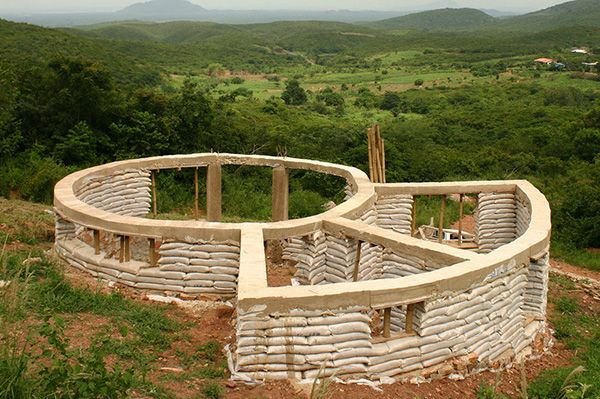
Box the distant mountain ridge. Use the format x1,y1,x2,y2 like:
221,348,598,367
373,8,495,31
497,0,600,31
117,0,206,18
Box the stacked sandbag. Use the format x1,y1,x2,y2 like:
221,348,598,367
368,265,532,379
75,169,152,217
343,184,354,201
293,232,327,286
356,242,383,281
516,195,531,238
523,251,549,317
282,238,307,265
156,240,241,296
234,306,372,380
380,248,427,278
359,207,377,226
55,216,77,241
56,237,241,297
324,235,357,283
475,192,517,254
375,195,414,235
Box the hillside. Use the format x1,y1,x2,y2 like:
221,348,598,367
373,8,496,31
499,0,600,31
117,0,206,19
0,19,161,85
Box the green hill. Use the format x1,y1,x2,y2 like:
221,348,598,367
499,0,600,31
373,8,496,31
117,0,207,19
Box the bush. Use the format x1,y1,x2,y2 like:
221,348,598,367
414,79,424,86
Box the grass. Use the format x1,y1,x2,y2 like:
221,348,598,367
552,241,600,272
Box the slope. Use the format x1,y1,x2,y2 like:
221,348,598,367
373,8,496,31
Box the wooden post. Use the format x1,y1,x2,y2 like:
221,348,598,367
411,196,417,237
353,240,363,282
405,303,415,334
194,167,200,220
438,195,446,243
119,235,125,263
206,163,222,222
151,171,157,217
458,194,464,247
380,136,386,184
367,127,375,183
271,166,289,222
148,238,157,266
372,127,381,183
124,236,131,262
383,308,392,338
93,230,100,255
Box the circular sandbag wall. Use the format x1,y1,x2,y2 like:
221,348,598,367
54,153,552,383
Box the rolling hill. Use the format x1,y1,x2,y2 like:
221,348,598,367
498,0,600,31
373,8,496,31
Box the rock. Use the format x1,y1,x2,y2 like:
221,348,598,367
0,280,11,289
225,381,236,388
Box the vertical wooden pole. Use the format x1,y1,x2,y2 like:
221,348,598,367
93,230,100,255
206,163,222,222
411,196,417,237
119,235,125,263
353,240,363,282
271,166,289,222
458,194,464,247
194,167,199,220
124,236,131,262
381,137,386,184
383,308,392,338
372,126,381,183
151,171,157,218
405,303,415,334
438,195,446,243
148,238,157,266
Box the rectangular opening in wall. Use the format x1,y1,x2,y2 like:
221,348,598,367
222,165,272,222
370,302,421,341
413,194,477,249
151,168,206,220
265,238,299,287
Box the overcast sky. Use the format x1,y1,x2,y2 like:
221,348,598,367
0,0,570,14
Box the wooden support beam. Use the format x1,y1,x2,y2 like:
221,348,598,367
206,163,222,222
367,127,375,183
151,170,157,218
124,236,131,262
383,307,392,338
458,194,464,247
405,303,415,334
119,235,125,263
148,238,157,266
411,196,417,237
381,136,386,184
93,229,100,255
352,240,363,282
438,195,447,243
194,167,200,220
271,166,289,222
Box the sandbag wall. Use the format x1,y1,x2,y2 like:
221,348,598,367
75,168,152,217
523,251,549,318
234,306,373,380
156,240,241,296
475,192,518,254
375,194,414,235
516,194,532,238
55,215,78,241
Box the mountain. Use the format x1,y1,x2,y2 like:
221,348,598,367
499,0,600,31
117,0,206,19
373,8,496,31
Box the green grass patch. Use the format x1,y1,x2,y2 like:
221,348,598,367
552,241,600,272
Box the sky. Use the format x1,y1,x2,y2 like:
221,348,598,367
0,0,570,14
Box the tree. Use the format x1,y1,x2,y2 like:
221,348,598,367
281,79,307,106
316,87,344,108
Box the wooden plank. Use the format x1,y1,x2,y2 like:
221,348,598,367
272,166,289,222
151,170,157,217
124,236,131,262
367,127,374,183
206,163,222,222
458,194,464,247
405,303,415,334
381,136,386,184
383,307,392,338
148,238,157,267
93,229,100,255
438,195,446,243
119,235,125,263
411,196,417,237
194,167,199,220
353,240,363,282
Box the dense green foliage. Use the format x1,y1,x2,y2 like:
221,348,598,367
372,8,495,31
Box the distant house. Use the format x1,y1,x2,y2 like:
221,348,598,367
534,58,555,65
572,48,589,54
